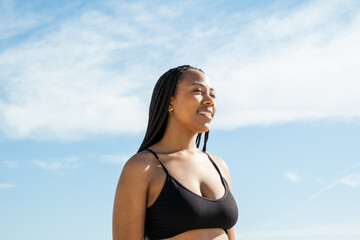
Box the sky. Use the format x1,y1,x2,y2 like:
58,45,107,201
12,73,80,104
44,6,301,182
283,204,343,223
1,0,360,239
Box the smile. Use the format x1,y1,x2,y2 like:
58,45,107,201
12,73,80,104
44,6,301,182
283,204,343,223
197,110,213,120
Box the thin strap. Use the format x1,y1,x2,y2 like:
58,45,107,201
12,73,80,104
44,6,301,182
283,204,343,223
145,148,169,175
206,153,225,180
208,154,229,235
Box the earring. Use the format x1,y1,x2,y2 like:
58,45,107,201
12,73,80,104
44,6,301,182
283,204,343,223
168,104,174,112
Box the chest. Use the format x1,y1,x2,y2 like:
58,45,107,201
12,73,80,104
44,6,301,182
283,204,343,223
147,157,226,207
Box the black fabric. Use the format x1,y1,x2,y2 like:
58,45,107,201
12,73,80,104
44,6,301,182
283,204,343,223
144,148,238,239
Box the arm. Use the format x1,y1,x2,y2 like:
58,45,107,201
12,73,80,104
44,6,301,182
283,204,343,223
209,154,236,240
227,226,236,240
112,154,150,240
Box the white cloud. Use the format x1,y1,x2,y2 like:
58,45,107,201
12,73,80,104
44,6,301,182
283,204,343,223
1,160,18,168
339,173,360,187
32,161,63,171
285,171,303,182
1,0,360,140
100,153,130,165
205,0,360,129
315,178,324,184
0,5,153,140
0,0,43,40
0,183,16,189
237,222,360,240
62,156,80,163
32,156,80,171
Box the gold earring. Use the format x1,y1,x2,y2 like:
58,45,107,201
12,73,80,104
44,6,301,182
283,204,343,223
169,104,174,112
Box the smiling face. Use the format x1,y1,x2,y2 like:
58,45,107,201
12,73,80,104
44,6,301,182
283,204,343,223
168,69,217,133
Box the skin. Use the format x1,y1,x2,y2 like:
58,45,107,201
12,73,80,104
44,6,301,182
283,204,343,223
113,69,236,240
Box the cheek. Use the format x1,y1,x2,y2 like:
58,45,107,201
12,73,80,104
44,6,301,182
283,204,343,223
174,96,199,113
177,94,199,105
212,103,217,115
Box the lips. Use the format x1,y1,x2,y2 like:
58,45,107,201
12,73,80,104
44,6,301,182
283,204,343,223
197,108,213,120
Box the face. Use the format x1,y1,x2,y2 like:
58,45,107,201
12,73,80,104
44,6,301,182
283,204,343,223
169,69,217,133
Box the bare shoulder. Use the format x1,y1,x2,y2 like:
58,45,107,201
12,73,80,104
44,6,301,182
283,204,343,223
123,150,153,169
207,153,230,175
113,150,159,239
120,150,158,180
207,153,233,189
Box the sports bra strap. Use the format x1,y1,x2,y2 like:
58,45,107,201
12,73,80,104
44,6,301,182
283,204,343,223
146,149,224,181
205,153,225,180
145,148,169,175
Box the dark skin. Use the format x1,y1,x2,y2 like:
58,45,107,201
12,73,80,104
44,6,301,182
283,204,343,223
113,69,236,240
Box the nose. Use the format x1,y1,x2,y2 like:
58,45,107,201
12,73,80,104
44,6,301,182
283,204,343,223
201,93,215,106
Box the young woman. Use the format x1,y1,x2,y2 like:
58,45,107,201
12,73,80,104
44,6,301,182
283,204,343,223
113,65,238,240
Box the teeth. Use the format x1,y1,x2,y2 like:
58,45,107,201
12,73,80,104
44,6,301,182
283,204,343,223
198,111,212,118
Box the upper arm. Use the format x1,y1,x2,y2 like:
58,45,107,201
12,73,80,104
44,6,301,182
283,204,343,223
227,227,236,240
112,154,150,240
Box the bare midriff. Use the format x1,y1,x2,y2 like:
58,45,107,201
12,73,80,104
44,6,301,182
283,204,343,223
161,228,228,240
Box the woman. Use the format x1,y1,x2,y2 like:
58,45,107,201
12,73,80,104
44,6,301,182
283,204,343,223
113,65,238,240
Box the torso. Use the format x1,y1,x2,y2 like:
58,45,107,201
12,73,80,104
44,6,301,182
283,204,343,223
144,148,231,239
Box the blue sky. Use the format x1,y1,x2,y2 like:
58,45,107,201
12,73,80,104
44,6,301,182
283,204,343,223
1,0,360,239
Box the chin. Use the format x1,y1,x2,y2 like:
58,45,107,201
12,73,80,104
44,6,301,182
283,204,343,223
196,124,211,133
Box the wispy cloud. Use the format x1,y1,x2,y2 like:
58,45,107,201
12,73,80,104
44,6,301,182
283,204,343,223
1,0,359,140
285,171,303,182
302,173,360,204
32,156,80,171
0,0,43,40
315,178,325,184
207,0,360,129
32,161,63,171
301,181,339,205
338,161,360,175
100,153,130,165
238,222,360,240
1,160,18,168
339,173,360,187
0,183,16,189
266,171,360,228
0,3,154,140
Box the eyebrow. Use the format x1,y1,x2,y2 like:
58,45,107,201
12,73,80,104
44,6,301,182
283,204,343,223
191,82,215,91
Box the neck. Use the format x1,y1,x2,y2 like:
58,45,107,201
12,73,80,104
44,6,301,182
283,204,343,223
155,119,199,154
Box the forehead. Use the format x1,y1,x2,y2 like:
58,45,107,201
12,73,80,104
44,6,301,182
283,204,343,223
178,69,214,90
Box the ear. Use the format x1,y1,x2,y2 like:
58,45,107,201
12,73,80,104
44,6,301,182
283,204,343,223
168,96,174,112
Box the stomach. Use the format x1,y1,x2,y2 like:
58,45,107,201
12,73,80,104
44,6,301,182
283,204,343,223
162,228,228,240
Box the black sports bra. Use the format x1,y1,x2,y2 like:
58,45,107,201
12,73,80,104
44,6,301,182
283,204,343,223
144,148,238,239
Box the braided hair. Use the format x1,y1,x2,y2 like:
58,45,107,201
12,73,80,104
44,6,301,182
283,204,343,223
137,65,210,153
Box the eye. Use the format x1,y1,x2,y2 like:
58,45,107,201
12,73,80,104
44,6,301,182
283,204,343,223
193,89,216,99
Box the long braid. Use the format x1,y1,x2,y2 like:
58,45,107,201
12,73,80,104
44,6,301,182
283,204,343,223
138,69,181,152
196,133,202,148
195,130,209,152
202,130,209,152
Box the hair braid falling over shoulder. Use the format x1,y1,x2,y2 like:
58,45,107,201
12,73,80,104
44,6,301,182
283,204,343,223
196,130,210,152
137,65,210,153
